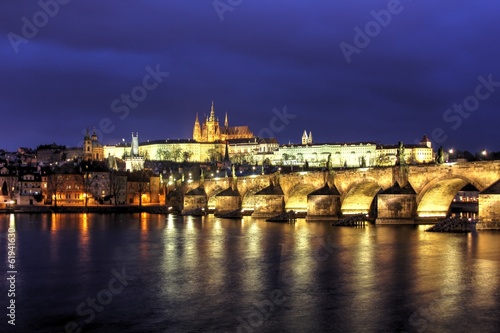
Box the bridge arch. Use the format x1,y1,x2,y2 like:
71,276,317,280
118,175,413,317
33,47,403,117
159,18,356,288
207,185,226,210
416,174,485,218
341,180,382,216
285,183,317,212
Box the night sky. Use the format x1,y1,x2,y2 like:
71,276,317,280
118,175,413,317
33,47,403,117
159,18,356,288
1,0,499,152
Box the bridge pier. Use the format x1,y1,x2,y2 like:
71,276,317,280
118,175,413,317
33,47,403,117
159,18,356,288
375,182,417,224
252,182,285,218
478,180,500,229
214,186,241,216
182,187,208,215
306,184,341,221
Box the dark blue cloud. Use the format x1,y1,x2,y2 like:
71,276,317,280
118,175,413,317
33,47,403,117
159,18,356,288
1,0,499,152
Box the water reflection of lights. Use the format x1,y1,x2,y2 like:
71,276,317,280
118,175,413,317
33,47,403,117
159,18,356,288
9,213,15,229
79,214,90,265
50,213,59,232
49,214,61,263
185,216,195,232
140,214,149,233
166,214,175,229
81,213,89,232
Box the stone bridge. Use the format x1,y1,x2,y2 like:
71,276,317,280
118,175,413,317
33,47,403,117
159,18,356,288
179,161,500,225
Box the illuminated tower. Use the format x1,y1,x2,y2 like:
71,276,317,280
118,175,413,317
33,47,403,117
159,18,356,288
206,101,220,142
131,132,139,156
193,113,201,142
302,130,308,145
126,132,144,171
83,129,92,161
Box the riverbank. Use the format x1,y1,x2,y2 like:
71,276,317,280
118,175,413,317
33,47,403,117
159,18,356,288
0,205,170,214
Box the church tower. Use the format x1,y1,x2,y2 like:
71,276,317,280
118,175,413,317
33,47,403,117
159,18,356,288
206,101,220,142
420,135,432,148
131,132,139,156
308,131,313,144
83,129,103,161
193,113,201,142
83,129,92,161
302,130,308,145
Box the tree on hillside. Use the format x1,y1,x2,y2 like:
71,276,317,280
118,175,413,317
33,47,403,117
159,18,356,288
182,151,193,162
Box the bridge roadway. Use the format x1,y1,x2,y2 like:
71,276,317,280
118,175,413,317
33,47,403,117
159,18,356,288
181,161,500,224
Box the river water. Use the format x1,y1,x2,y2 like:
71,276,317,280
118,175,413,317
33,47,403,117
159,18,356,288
1,213,499,333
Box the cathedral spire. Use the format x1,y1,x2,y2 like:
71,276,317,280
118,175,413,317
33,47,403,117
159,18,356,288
193,113,201,141
224,112,228,128
209,101,215,121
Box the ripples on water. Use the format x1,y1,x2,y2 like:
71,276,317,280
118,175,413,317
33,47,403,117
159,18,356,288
0,213,499,333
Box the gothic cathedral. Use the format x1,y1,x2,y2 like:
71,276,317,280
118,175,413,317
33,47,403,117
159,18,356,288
192,102,254,142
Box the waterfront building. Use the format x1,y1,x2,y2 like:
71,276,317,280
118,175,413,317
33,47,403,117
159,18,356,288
126,170,160,205
18,172,42,205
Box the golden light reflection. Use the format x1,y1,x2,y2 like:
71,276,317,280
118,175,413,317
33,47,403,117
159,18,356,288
469,258,499,308
81,213,89,233
50,213,59,232
239,218,264,294
140,214,149,233
78,214,90,267
49,214,61,263
138,213,151,260
246,221,261,256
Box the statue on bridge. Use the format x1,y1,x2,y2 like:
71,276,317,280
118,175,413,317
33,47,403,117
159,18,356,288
436,146,445,164
327,153,332,171
397,141,406,165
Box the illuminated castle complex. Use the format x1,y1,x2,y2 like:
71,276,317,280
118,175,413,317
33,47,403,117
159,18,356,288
193,101,254,142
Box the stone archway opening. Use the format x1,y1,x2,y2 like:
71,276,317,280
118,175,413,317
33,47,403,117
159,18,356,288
207,185,225,211
416,177,482,219
285,183,317,212
341,181,382,216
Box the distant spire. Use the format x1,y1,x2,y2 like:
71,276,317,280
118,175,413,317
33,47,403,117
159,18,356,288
308,131,313,144
209,101,215,121
224,112,228,128
195,112,199,124
302,130,308,145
